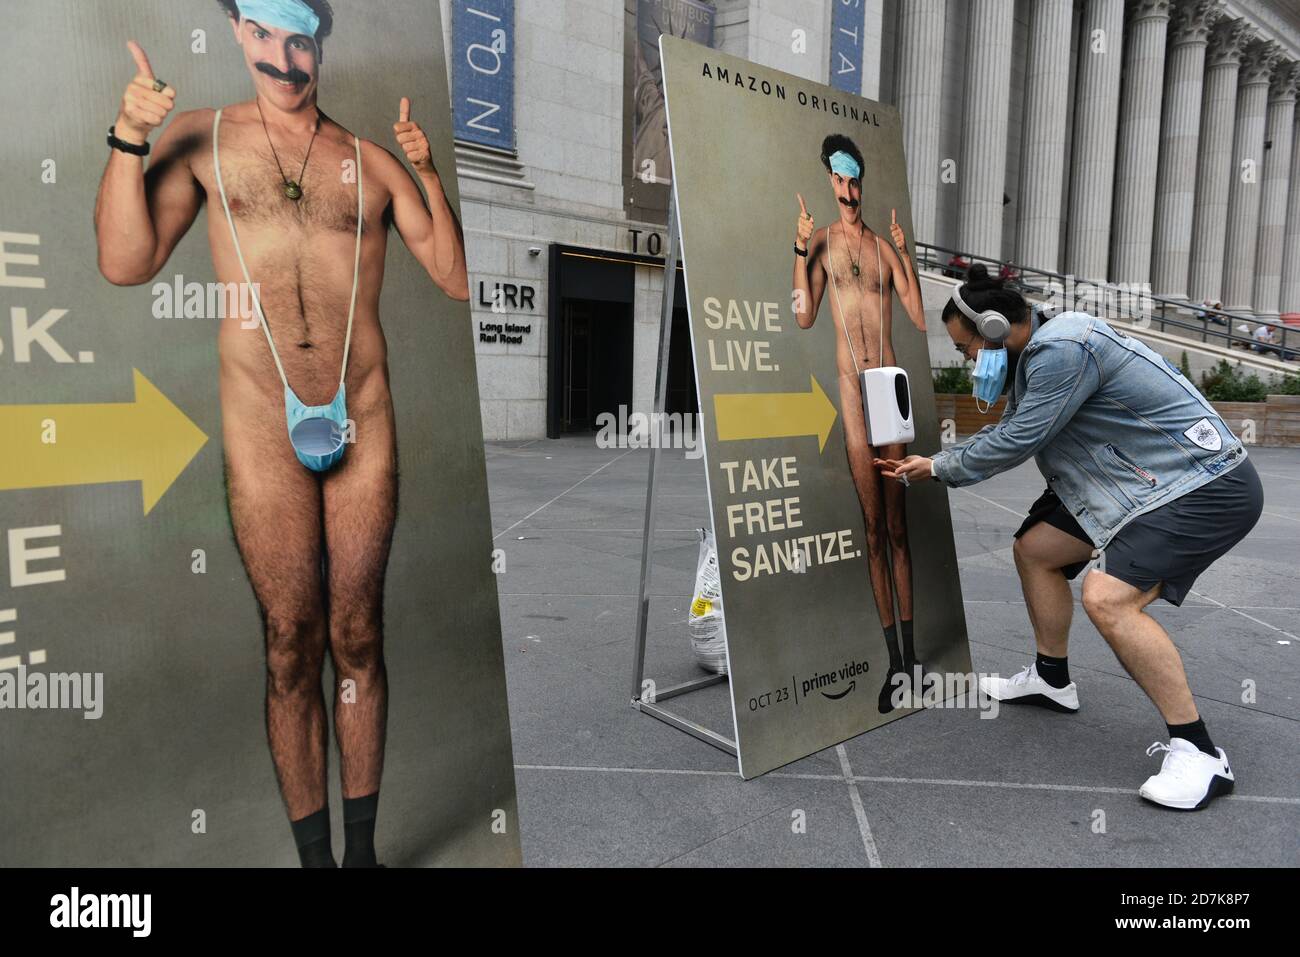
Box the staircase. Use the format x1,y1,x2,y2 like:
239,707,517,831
914,246,1298,383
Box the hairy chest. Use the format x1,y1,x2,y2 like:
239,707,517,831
198,135,374,236
825,233,885,296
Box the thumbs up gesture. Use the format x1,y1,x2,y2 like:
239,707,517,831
393,97,434,174
889,208,907,256
795,193,815,251
115,40,176,145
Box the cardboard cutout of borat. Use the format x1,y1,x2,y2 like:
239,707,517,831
660,36,973,778
793,135,928,716
95,0,468,866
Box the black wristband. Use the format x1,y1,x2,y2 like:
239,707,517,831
107,126,150,156
793,244,808,258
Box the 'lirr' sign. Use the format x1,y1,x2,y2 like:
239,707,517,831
453,0,515,150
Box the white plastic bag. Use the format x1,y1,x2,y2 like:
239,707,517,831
688,528,728,675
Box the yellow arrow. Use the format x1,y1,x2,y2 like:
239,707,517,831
0,369,208,515
713,375,838,452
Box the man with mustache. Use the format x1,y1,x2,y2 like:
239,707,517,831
792,134,926,714
93,0,469,866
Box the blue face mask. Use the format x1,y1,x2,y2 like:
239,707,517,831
235,0,321,37
285,383,348,472
828,150,861,181
972,344,1008,411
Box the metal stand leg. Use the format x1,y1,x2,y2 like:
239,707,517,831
628,188,737,758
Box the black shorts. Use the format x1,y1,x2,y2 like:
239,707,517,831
1014,458,1264,605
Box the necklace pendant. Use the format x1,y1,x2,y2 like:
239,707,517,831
284,181,303,201
851,263,860,277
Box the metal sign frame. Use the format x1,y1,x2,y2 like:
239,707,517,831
627,191,737,757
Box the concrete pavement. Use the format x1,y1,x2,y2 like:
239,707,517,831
487,437,1300,867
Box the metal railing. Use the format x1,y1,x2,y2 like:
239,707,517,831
915,242,1299,365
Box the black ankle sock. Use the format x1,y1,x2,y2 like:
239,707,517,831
899,619,916,664
342,792,380,868
1167,718,1217,757
882,624,903,671
1034,653,1070,689
290,806,335,869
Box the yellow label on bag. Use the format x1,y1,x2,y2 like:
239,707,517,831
691,596,712,617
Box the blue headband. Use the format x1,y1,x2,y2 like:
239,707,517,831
235,0,320,37
829,150,861,181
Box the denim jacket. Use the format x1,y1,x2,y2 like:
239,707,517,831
930,311,1247,547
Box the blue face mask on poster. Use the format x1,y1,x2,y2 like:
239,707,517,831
972,344,1008,411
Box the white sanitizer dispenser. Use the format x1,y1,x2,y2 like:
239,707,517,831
825,230,918,449
859,366,915,447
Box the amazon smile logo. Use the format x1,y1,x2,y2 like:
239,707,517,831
822,681,855,700
801,659,869,701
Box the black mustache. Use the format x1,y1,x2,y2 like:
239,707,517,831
255,62,311,84
839,198,859,209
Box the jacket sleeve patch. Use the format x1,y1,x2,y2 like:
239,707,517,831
1183,417,1223,451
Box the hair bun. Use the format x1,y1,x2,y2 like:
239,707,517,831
964,263,999,290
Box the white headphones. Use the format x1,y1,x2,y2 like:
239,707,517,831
951,283,1011,344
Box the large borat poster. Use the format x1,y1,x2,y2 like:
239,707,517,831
660,36,973,778
0,0,520,866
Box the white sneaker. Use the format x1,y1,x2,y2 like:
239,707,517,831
1139,738,1234,811
978,663,1079,713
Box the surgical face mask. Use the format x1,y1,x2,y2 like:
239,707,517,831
971,343,1007,412
828,150,860,181
236,0,321,37
285,383,348,471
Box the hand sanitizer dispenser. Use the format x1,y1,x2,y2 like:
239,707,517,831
860,366,915,447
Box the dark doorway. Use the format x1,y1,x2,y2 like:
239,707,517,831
560,298,634,433
665,304,699,417
546,244,696,438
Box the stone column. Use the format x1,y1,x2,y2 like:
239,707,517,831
1188,19,1252,304
1282,116,1300,313
1150,1,1218,298
1015,0,1074,272
895,0,947,243
1066,0,1126,281
860,0,886,101
1109,0,1172,284
1251,62,1299,319
1221,41,1281,311
957,0,1016,259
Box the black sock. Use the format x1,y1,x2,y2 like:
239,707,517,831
342,792,380,868
899,619,916,664
1034,653,1070,689
290,806,335,869
1167,718,1217,757
881,624,903,671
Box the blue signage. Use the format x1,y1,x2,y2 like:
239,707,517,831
452,0,516,150
829,0,865,95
